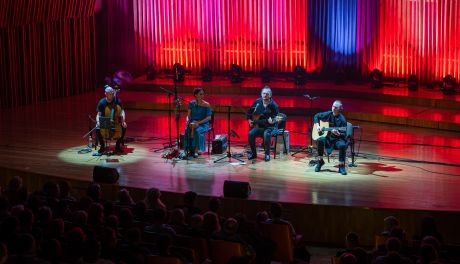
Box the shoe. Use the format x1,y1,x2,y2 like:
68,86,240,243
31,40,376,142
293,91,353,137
248,153,257,160
193,152,199,158
339,165,347,175
264,154,270,162
315,159,325,172
115,146,124,153
98,147,106,154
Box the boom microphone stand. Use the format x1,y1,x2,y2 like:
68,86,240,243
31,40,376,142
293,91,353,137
153,87,177,152
214,105,245,163
291,93,319,156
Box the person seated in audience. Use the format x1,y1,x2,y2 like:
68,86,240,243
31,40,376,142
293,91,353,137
184,214,207,239
168,208,188,235
208,197,226,226
413,216,443,245
266,202,297,238
117,188,135,206
132,200,150,223
45,218,65,241
176,191,202,221
9,233,50,264
57,180,77,203
87,183,103,203
202,211,221,238
339,252,357,264
351,247,370,264
144,187,166,211
118,227,152,264
374,237,412,264
212,218,256,259
64,227,87,263
336,232,360,257
119,208,134,235
87,203,104,229
265,202,311,263
144,208,176,237
417,244,438,264
381,216,399,236
99,227,120,263
79,238,114,264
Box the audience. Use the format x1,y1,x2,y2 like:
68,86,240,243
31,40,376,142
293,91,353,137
0,176,455,264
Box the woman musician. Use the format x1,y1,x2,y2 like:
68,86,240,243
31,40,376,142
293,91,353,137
184,87,212,158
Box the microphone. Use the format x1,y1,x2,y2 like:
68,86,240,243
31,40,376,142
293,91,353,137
303,94,319,100
352,125,361,129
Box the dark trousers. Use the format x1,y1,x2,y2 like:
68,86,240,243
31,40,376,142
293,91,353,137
248,127,274,155
316,137,347,162
96,127,126,149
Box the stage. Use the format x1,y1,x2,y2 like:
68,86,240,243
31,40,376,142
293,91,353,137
1,79,460,245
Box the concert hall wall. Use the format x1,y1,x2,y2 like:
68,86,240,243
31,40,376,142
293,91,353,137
0,0,96,109
103,0,460,84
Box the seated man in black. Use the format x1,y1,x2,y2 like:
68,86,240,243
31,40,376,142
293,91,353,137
314,100,348,175
247,86,279,162
95,85,127,154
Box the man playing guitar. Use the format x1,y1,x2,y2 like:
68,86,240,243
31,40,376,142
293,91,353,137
247,86,279,162
313,100,348,175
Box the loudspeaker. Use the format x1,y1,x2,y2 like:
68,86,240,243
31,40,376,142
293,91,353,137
223,180,251,198
93,166,119,184
212,134,227,154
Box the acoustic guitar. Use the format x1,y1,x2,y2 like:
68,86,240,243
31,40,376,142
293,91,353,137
312,121,347,140
250,113,285,128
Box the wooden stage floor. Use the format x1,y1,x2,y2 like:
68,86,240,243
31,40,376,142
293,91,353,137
1,91,460,212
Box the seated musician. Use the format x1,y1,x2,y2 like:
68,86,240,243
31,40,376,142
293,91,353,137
247,86,279,162
314,100,348,175
184,87,212,158
95,85,127,154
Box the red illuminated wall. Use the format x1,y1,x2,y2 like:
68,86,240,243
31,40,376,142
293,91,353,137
122,0,460,82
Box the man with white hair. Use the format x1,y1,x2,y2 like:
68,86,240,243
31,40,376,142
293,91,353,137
246,86,279,162
313,100,348,175
95,85,127,154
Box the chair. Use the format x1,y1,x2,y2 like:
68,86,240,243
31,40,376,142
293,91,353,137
205,112,215,155
209,239,245,264
258,222,294,263
174,235,209,263
326,122,355,163
374,234,388,250
272,113,288,159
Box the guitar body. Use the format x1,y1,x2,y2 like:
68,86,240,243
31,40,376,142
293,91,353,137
250,113,285,129
312,121,346,141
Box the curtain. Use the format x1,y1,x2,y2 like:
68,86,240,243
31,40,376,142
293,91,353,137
0,0,96,109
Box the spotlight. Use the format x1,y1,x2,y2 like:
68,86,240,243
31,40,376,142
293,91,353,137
261,67,270,83
172,63,185,82
442,75,456,95
230,64,243,83
335,68,345,85
145,64,155,80
407,74,418,91
201,67,212,82
293,65,307,85
370,69,383,88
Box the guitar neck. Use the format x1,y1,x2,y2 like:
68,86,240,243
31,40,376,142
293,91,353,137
323,127,346,131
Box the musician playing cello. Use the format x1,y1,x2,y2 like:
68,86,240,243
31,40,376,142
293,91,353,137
246,86,279,162
95,85,127,154
314,100,347,175
184,87,212,158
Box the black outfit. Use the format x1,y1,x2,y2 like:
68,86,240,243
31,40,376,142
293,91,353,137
313,110,348,162
247,98,279,156
96,97,126,151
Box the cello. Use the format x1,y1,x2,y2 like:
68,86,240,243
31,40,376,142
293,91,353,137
100,86,123,140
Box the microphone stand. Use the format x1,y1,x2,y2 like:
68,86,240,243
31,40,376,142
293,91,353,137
214,105,245,163
153,86,182,152
291,93,319,157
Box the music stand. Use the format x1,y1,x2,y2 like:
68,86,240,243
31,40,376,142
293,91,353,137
214,105,245,163
291,94,319,157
